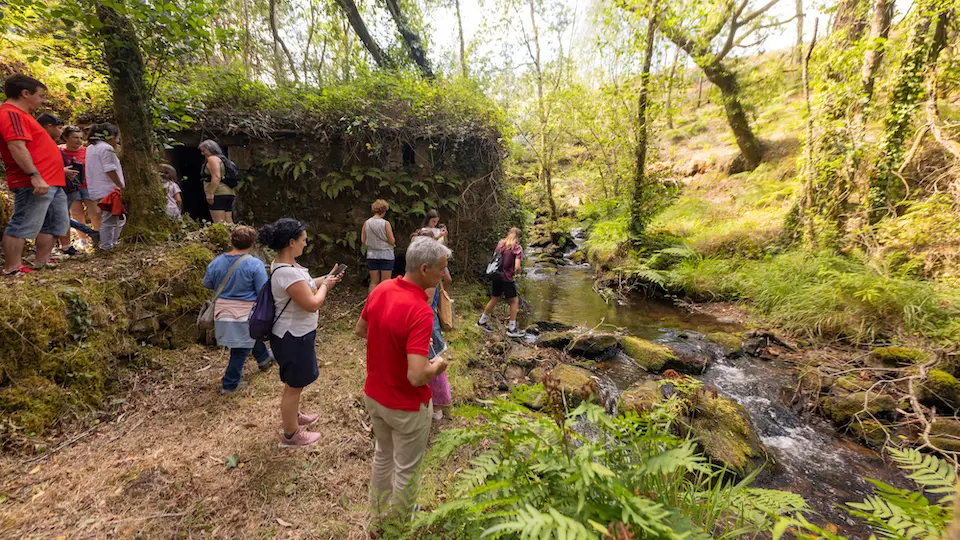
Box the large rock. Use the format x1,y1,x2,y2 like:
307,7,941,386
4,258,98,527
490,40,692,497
547,364,597,406
618,380,661,414
536,331,573,349
621,336,675,372
506,345,540,369
660,333,716,374
686,394,766,476
920,369,960,412
870,346,929,367
706,332,742,356
569,333,620,357
930,419,960,452
820,391,898,426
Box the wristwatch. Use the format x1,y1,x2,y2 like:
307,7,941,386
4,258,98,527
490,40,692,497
28,171,40,177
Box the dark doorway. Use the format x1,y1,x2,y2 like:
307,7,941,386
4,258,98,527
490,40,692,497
168,146,211,222
402,143,416,167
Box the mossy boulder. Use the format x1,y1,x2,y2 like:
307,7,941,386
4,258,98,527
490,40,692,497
929,419,960,452
505,345,540,369
621,336,675,372
706,332,742,356
569,333,619,357
547,364,597,406
848,419,890,448
920,369,960,412
870,346,929,367
536,331,573,349
528,367,547,383
661,338,714,374
820,391,898,426
201,222,232,252
618,381,661,414
834,376,873,393
686,394,766,476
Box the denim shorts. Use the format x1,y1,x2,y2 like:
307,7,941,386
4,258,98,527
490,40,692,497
67,187,91,202
4,186,69,239
367,258,395,271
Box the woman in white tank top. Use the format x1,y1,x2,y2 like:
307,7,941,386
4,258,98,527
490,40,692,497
361,199,397,295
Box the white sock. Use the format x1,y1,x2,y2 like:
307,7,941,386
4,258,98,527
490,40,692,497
509,320,517,331
479,313,488,324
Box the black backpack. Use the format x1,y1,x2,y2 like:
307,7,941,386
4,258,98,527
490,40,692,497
220,155,241,188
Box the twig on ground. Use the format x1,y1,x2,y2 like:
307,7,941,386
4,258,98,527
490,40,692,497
22,424,101,464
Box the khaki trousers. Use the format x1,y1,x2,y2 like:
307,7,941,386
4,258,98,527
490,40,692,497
365,395,432,520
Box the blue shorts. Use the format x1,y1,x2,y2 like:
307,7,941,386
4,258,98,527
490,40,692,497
367,258,395,271
270,330,319,388
4,186,69,239
67,187,91,203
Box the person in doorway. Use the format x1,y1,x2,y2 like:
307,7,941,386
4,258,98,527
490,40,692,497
202,226,274,394
199,139,235,224
355,237,451,524
477,227,524,338
85,123,125,250
361,199,396,294
160,163,182,219
60,125,98,250
258,218,340,447
0,74,68,276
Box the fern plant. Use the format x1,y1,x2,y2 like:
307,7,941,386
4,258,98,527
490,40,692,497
411,387,806,539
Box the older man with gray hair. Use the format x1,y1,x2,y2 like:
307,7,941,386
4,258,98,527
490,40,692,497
355,237,451,526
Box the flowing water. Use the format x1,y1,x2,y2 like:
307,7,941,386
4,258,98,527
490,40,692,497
517,235,908,537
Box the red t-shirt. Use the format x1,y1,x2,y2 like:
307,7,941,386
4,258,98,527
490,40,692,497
0,103,66,189
60,144,87,188
496,240,523,282
362,276,435,412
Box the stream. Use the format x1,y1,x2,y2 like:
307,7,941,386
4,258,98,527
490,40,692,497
516,234,909,537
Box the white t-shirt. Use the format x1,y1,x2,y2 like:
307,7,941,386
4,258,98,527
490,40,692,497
164,181,182,218
270,263,319,338
85,141,125,201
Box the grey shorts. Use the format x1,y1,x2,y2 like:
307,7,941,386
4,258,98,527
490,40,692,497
67,187,91,203
4,186,69,239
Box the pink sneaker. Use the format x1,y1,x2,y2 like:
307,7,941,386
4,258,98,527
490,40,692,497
298,411,319,427
278,428,322,448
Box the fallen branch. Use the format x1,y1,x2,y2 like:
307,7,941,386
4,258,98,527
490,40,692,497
22,424,101,464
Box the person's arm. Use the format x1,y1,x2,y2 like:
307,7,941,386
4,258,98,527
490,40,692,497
312,264,340,288
64,166,79,180
514,248,522,274
407,353,448,387
106,170,123,190
202,262,217,290
442,267,452,287
405,309,447,386
252,264,268,293
6,141,48,195
205,156,221,203
100,148,123,190
361,221,367,246
355,317,368,339
285,274,339,313
385,221,396,246
175,192,183,211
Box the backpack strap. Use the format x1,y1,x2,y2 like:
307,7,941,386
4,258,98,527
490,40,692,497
212,254,251,301
270,264,295,323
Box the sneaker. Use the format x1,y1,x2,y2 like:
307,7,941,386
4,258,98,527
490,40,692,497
2,265,34,277
278,428,322,448
476,321,492,334
62,246,80,257
506,328,525,338
257,354,275,371
432,409,443,421
298,411,319,427
220,380,248,394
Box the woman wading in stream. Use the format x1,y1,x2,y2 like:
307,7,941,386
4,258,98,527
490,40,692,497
259,218,340,448
477,227,524,338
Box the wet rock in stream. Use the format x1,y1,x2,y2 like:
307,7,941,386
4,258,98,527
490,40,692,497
569,333,620,357
620,336,675,372
684,393,767,477
618,380,661,413
546,364,598,407
657,330,720,374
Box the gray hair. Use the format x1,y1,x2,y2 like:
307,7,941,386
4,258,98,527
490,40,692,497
199,139,223,156
406,237,452,270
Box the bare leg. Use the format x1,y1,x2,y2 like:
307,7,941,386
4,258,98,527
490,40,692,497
369,270,380,294
483,296,499,315
280,385,304,436
379,270,392,284
70,201,88,240
2,235,25,272
58,233,72,249
86,200,101,231
34,233,56,266
508,297,519,322
224,211,234,225
210,209,226,224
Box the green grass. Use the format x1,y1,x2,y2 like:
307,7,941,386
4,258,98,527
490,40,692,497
668,251,960,344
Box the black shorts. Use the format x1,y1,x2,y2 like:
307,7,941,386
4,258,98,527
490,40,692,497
211,194,235,211
367,258,395,271
269,330,319,388
491,278,518,300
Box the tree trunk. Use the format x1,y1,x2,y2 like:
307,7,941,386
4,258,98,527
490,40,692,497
269,0,300,84
860,0,893,102
382,0,434,78
794,0,804,65
95,2,174,241
696,73,704,108
334,0,392,69
528,0,556,221
867,2,939,220
700,62,763,171
665,45,680,129
832,0,868,38
303,1,318,83
454,0,467,77
925,11,960,162
629,18,657,241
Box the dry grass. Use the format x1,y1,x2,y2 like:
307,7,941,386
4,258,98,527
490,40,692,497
0,290,482,539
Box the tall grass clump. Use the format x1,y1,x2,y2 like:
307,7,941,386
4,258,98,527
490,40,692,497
668,251,960,344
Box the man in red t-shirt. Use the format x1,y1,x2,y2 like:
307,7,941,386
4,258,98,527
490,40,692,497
1,74,68,276
355,237,451,522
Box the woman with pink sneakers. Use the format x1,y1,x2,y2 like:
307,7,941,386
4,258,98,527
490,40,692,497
258,218,341,448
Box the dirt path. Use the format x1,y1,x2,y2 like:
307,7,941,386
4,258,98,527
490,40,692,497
0,293,399,539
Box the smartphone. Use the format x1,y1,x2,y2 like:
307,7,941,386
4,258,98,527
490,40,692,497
329,264,348,278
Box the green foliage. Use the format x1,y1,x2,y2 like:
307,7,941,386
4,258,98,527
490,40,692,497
414,392,805,539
